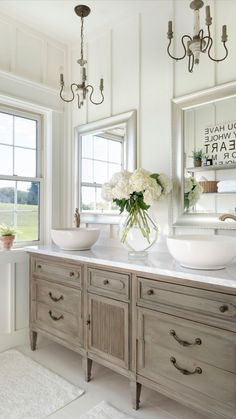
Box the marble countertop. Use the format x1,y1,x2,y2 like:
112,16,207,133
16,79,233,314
26,244,236,292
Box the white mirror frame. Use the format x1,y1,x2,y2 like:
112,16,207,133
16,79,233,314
171,81,236,230
74,110,137,224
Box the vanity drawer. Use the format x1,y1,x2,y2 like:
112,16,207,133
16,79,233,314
31,256,81,287
137,308,236,373
87,268,130,301
34,302,80,341
137,308,236,412
137,277,236,323
33,280,81,315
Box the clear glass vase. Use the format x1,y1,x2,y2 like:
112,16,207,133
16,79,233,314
119,209,158,259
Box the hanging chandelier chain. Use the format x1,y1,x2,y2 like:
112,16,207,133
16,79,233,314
80,15,84,62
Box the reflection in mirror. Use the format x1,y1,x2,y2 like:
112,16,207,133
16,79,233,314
172,81,236,229
75,110,137,221
184,96,236,215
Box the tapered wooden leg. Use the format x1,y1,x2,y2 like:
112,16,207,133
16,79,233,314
83,357,93,382
30,330,38,351
130,381,142,410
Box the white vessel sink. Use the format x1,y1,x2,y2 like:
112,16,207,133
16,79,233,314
167,235,236,270
51,228,100,251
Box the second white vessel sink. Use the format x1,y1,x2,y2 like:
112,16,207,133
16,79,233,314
51,228,100,250
167,235,236,270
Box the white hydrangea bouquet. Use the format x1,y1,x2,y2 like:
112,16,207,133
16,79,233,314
102,168,172,252
184,177,203,211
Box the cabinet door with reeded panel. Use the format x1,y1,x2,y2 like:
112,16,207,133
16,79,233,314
87,294,129,369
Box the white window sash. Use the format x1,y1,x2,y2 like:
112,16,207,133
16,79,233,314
0,106,43,244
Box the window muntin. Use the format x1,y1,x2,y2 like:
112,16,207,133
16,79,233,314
80,133,124,212
0,108,42,243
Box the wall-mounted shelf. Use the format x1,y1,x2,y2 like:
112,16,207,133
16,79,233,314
201,192,236,196
186,163,236,173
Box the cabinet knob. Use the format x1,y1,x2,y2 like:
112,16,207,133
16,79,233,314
147,289,154,296
69,271,75,277
219,304,229,313
103,279,109,285
37,264,42,269
86,317,91,326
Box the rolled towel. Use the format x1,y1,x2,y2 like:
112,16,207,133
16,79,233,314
218,186,236,193
217,180,236,193
218,180,236,187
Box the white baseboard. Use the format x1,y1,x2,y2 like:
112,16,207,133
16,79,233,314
0,328,29,352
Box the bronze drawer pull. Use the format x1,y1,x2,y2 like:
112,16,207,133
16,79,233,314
147,289,154,296
37,264,42,269
170,330,202,347
103,279,109,285
69,271,75,277
49,292,64,303
219,304,229,313
170,357,202,375
49,310,64,321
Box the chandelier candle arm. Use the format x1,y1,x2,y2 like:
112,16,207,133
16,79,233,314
167,0,229,72
60,83,81,103
207,35,228,63
86,81,104,106
167,31,193,62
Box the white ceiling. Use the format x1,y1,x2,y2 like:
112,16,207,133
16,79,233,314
0,0,156,45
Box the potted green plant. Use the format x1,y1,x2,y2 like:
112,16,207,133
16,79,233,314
0,224,16,250
191,149,204,167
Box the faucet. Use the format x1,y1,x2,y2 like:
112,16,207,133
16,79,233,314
219,213,236,222
74,208,80,228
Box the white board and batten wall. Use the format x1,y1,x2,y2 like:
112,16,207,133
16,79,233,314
0,12,69,350
0,251,29,351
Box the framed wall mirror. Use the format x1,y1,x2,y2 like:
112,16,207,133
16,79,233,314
172,81,236,230
74,110,137,224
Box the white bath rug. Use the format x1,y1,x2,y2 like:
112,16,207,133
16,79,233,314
78,401,133,419
0,349,84,419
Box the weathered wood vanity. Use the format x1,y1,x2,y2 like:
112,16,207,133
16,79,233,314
28,247,236,419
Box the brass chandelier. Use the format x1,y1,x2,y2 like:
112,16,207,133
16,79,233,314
167,0,228,73
60,4,104,109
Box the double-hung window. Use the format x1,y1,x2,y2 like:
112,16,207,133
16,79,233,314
80,131,124,213
0,106,42,243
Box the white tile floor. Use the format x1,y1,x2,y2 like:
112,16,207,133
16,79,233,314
18,338,209,419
